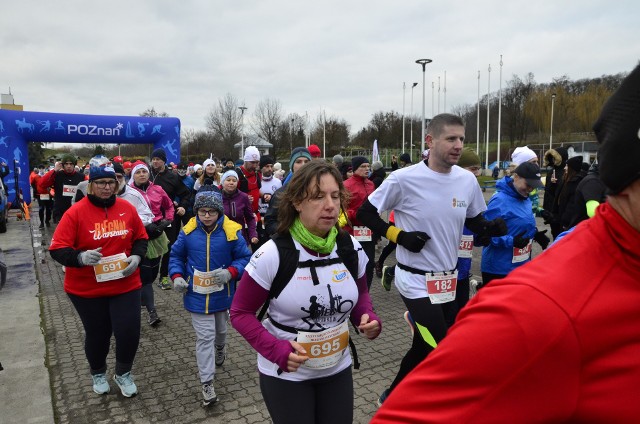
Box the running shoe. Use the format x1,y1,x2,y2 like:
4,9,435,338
374,262,383,278
215,345,226,367
159,276,172,290
376,388,391,407
91,373,110,395
113,372,138,397
148,309,161,327
381,265,394,291
202,381,218,406
404,311,415,337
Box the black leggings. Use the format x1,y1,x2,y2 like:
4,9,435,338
361,240,376,290
37,198,52,223
377,241,397,267
259,367,353,424
140,256,161,312
68,289,141,376
441,277,470,327
389,294,449,392
481,272,506,288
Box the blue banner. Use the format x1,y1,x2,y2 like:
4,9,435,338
0,109,181,204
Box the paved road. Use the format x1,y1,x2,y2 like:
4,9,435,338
2,194,547,423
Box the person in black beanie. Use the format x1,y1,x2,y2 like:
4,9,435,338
149,148,192,290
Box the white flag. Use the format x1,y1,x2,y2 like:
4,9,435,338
372,139,380,163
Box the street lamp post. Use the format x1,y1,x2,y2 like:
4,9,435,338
402,82,406,153
416,59,432,155
485,64,491,170
477,70,480,157
290,117,294,152
550,93,556,151
410,82,418,158
239,105,248,158
497,55,503,171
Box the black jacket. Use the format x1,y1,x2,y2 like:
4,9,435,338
149,167,191,209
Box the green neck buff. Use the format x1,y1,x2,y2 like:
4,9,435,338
290,218,338,254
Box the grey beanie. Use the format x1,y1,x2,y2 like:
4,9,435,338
333,154,344,164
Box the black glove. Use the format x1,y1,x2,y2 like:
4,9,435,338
474,234,492,247
157,220,172,231
486,217,508,237
513,232,531,249
540,210,554,225
533,229,550,250
397,231,430,253
145,223,163,240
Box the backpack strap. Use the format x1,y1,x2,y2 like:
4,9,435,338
257,233,299,321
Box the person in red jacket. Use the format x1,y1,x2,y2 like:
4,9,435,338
343,156,376,289
49,156,148,399
372,63,640,423
38,153,85,223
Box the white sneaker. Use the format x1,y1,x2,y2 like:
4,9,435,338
202,382,217,406
91,373,110,395
113,372,138,397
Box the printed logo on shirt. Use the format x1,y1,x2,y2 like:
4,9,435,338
90,219,130,240
331,269,349,283
452,197,467,208
299,284,353,330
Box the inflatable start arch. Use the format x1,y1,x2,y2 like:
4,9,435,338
0,109,180,204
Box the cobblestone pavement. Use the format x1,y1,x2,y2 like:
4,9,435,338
32,200,547,423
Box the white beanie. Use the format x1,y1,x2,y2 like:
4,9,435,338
128,162,149,186
511,146,538,165
193,164,203,173
221,169,239,182
202,158,216,168
273,162,282,171
243,146,260,162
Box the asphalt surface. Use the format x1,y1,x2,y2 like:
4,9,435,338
0,194,546,423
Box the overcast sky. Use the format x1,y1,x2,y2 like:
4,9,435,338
2,0,639,138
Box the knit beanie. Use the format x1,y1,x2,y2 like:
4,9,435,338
289,147,312,171
88,155,116,181
371,161,384,171
457,148,481,169
308,144,321,158
61,153,77,165
194,185,224,215
150,148,167,163
260,155,275,168
243,146,260,162
511,146,538,165
113,163,125,174
594,63,640,193
351,156,369,171
221,169,239,182
333,154,344,165
202,158,216,169
567,156,583,172
399,153,411,164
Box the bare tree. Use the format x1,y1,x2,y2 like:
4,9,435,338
251,98,284,151
139,107,169,117
310,113,350,157
205,93,243,155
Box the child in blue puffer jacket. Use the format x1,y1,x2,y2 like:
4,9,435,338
169,185,252,406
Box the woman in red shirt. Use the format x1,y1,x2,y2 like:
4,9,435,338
49,156,148,398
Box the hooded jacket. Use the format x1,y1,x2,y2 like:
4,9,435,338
222,188,258,244
344,173,376,233
129,181,175,223
481,177,537,275
169,215,252,314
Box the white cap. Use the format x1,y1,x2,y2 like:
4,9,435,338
243,146,260,162
511,146,538,165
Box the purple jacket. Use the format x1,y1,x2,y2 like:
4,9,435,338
222,189,257,244
130,182,174,223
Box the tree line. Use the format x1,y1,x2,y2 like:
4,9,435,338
41,71,626,169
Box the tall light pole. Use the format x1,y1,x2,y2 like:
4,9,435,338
497,55,503,170
550,93,556,151
443,71,447,113
239,105,248,158
402,82,406,153
416,59,432,155
410,82,418,157
485,64,491,169
437,76,441,114
431,81,435,119
477,70,481,159
290,116,294,152
322,109,326,160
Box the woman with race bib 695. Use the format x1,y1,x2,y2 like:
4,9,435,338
230,161,381,424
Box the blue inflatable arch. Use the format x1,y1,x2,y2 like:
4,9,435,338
0,109,181,204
